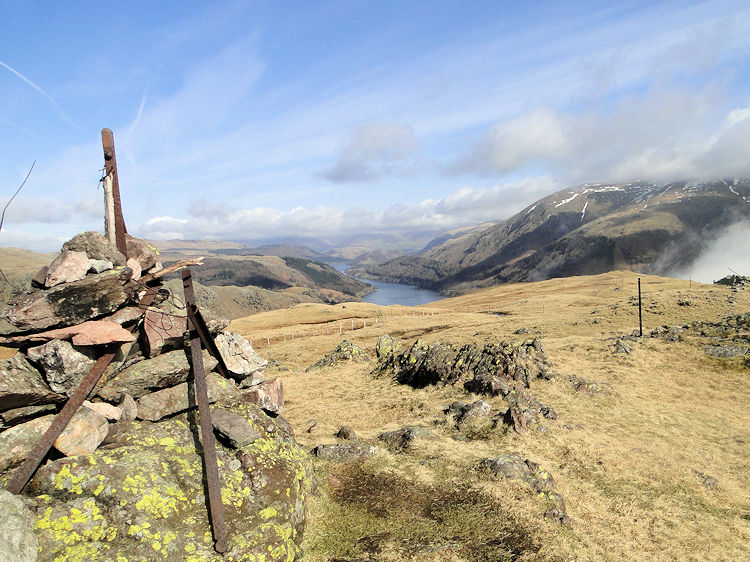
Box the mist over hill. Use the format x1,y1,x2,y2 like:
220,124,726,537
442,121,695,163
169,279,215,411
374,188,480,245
350,179,750,294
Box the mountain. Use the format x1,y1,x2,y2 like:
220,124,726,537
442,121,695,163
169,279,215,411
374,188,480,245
322,246,405,266
350,179,750,294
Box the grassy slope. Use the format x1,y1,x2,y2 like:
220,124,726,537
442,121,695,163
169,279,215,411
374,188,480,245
230,271,750,560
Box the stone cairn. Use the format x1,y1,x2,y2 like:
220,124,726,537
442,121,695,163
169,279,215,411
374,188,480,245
0,231,308,561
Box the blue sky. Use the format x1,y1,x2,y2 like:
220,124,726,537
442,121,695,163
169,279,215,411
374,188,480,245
2,0,750,252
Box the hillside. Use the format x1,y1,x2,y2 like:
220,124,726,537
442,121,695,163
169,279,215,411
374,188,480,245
228,271,750,560
351,179,750,294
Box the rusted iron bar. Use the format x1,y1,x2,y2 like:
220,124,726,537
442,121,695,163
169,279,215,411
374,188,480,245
182,269,228,554
638,277,643,337
101,128,128,258
186,303,228,378
6,287,157,495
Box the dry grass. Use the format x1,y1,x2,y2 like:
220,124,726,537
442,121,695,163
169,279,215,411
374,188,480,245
229,271,750,560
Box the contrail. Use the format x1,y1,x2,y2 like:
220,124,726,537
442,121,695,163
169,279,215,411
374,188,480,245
0,59,81,130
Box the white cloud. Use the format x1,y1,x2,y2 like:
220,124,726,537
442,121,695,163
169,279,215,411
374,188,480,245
674,220,750,282
322,122,418,182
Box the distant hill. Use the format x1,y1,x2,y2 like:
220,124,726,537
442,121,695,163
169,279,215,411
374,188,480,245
350,179,750,294
323,246,405,266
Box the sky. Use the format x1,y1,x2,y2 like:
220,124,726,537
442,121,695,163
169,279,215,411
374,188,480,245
2,0,750,253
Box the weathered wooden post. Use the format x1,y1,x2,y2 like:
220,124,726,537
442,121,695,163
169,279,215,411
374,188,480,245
101,128,128,258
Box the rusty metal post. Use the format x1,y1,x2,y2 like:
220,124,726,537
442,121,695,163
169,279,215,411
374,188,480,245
101,128,128,258
6,287,157,495
182,269,228,554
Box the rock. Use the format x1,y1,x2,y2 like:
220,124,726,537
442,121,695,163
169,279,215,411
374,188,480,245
125,235,159,272
44,250,91,287
105,306,143,326
206,316,231,335
0,404,57,430
377,426,434,450
62,231,125,266
26,404,313,561
693,470,719,490
0,415,54,473
88,259,113,274
312,442,376,461
97,348,219,402
118,394,138,421
569,375,613,395
478,453,567,521
5,267,138,331
31,265,48,289
136,374,239,421
0,355,65,411
0,489,38,561
375,333,399,360
241,378,284,416
611,339,631,354
54,407,109,456
307,340,370,370
215,331,268,382
26,340,96,396
142,308,186,357
3,320,136,347
703,344,748,358
376,338,553,390
335,426,358,441
83,400,122,421
211,407,262,448
444,400,492,428
125,257,142,280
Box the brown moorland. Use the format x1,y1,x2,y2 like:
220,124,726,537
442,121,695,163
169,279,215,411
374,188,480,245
230,270,750,561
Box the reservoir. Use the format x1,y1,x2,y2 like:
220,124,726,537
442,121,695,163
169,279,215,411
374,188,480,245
331,264,444,306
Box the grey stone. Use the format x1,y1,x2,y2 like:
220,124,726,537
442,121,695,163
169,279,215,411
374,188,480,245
62,231,125,266
97,348,219,402
215,331,268,381
375,333,399,360
444,400,492,427
125,235,159,272
54,407,109,457
0,404,57,430
44,250,91,288
88,259,113,274
703,344,748,358
334,426,358,441
0,355,64,411
6,267,137,331
211,408,262,448
118,393,138,422
136,375,240,421
0,415,54,473
307,340,370,371
26,339,96,396
311,442,376,461
0,489,38,561
377,426,435,450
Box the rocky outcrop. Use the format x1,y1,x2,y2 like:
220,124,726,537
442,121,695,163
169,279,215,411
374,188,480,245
0,230,311,560
306,340,370,371
0,489,38,561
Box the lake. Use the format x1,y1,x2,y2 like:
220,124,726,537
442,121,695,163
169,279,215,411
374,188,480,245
332,264,444,306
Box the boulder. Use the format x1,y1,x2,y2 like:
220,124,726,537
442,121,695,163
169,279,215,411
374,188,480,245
211,407,262,448
118,394,138,422
241,378,284,416
215,332,268,382
97,348,218,402
0,404,57,430
0,415,54,473
375,333,399,360
44,250,91,288
444,400,492,428
0,355,65,411
62,231,125,266
83,400,123,421
26,404,313,561
5,267,137,331
377,426,435,450
53,407,109,456
306,340,370,371
334,426,358,441
136,374,240,421
142,308,186,357
311,442,376,461
0,489,38,562
26,340,96,396
125,235,159,272
88,259,113,274
2,320,136,347
478,453,567,522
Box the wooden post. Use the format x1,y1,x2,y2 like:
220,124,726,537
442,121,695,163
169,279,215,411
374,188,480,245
102,175,116,247
101,128,128,258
